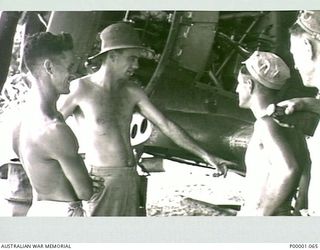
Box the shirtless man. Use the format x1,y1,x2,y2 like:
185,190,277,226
14,32,102,216
58,22,234,216
236,51,311,216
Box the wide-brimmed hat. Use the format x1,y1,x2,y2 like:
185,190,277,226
296,10,320,40
242,51,290,90
88,22,148,60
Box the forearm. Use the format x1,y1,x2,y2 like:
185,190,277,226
73,167,93,201
75,180,93,201
297,97,320,114
61,158,94,201
162,120,211,162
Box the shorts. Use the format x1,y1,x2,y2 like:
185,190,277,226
27,200,85,217
88,166,146,216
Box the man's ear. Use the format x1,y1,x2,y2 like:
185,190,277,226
43,59,53,75
246,78,254,94
303,37,315,61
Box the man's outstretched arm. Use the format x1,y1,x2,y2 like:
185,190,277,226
134,87,234,176
277,97,320,115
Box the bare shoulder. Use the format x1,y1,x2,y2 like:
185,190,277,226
69,75,92,93
255,116,297,142
256,117,282,134
126,82,147,99
45,120,79,150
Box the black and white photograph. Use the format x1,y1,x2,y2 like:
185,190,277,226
1,1,320,244
1,9,320,217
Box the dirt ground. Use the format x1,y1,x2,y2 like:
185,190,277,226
145,160,245,216
2,157,319,216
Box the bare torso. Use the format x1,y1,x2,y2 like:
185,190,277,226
244,129,269,210
246,118,310,173
18,114,79,202
66,76,140,167
244,118,310,215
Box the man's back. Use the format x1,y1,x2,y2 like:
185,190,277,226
18,111,91,202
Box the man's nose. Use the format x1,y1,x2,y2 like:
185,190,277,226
235,84,240,93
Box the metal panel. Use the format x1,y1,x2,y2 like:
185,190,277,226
47,11,102,73
171,11,219,73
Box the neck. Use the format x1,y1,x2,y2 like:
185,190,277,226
29,75,59,118
93,64,117,87
250,92,278,119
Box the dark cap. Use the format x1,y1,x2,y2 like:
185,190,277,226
242,51,290,90
296,10,320,40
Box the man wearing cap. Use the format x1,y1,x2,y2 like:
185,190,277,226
58,22,235,216
236,51,310,216
275,10,320,215
277,11,320,115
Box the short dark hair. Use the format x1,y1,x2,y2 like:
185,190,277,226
23,32,73,73
239,65,256,81
239,65,251,77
